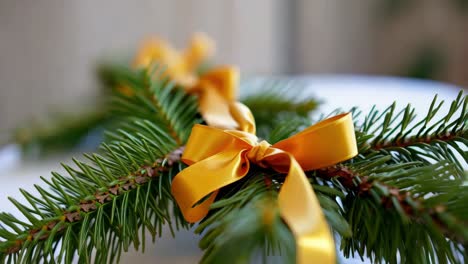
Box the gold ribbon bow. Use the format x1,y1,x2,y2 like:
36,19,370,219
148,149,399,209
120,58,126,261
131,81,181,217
171,103,358,263
133,33,240,129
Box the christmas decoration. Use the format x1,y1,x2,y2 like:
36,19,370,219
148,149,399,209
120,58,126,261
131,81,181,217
172,103,357,263
0,34,466,264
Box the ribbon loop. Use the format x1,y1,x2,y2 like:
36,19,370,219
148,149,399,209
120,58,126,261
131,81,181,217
171,111,358,264
273,113,358,170
134,34,242,130
173,150,248,223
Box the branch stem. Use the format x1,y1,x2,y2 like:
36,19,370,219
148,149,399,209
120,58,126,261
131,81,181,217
316,165,467,245
371,131,465,151
0,147,184,255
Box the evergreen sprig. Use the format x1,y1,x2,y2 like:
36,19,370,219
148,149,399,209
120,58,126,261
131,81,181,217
357,91,467,176
0,75,199,263
109,66,201,145
241,79,320,139
13,108,110,157
10,62,130,157
0,127,184,263
195,172,295,264
1,62,466,264
317,159,466,263
193,93,467,264
195,168,353,264
321,93,467,263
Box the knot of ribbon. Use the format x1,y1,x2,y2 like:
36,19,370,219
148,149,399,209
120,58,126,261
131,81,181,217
246,140,272,165
133,33,241,129
171,103,358,263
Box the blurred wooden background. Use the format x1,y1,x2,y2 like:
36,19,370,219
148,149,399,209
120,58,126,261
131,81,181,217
1,0,467,133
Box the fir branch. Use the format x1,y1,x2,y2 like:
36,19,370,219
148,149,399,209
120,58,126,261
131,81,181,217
10,62,139,157
195,93,467,264
3,62,466,264
195,167,352,264
13,108,111,157
195,171,296,264
240,79,320,139
316,161,467,243
357,91,467,175
314,159,467,263
316,93,467,263
110,66,200,144
241,79,320,116
252,93,468,263
267,117,310,144
0,124,186,263
0,72,199,263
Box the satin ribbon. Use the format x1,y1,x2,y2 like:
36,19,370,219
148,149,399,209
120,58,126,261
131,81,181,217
171,103,358,263
133,32,215,87
133,33,240,129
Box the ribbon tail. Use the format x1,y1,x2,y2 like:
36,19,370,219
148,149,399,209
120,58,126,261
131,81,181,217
198,66,238,101
171,150,250,223
228,102,256,134
278,156,336,264
198,85,239,129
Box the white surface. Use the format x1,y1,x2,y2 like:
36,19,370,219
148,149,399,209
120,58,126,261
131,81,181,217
0,75,463,263
305,75,460,115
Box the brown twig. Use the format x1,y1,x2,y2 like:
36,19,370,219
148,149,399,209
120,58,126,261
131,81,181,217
316,165,467,245
2,147,185,255
371,131,463,151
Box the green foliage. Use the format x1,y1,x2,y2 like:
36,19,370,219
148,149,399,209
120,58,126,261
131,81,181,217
13,109,111,157
1,63,466,264
330,92,468,263
378,0,415,19
108,65,201,144
402,45,445,80
454,0,468,13
334,158,467,264
0,74,199,263
0,122,185,263
357,91,467,176
241,79,320,139
195,173,296,264
217,92,468,263
10,62,131,157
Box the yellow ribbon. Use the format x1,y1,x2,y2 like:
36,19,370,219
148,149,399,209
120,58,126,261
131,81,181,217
133,33,241,129
171,103,358,263
133,32,215,87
